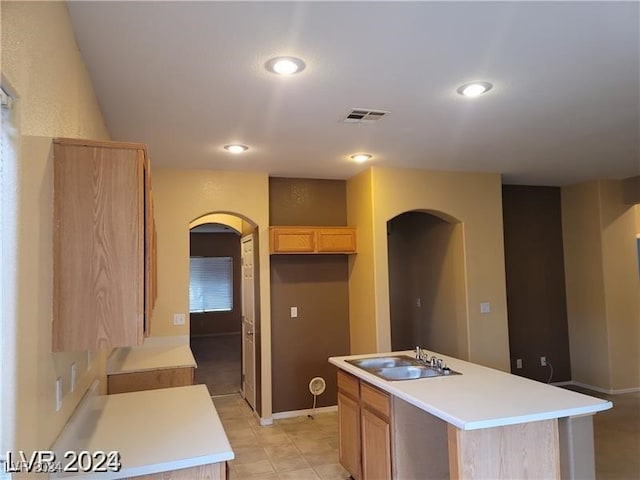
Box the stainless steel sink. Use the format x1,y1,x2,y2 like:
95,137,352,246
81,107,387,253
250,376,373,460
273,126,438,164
346,355,461,381
347,356,417,369
377,365,442,380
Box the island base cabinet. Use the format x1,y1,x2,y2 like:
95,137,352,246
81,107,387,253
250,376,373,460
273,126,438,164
127,461,226,479
338,391,361,479
361,408,392,480
447,419,560,479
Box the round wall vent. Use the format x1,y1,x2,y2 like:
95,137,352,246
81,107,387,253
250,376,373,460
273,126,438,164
309,377,326,396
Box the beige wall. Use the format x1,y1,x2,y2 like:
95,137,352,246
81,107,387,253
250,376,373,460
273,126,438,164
346,168,378,354
151,168,272,418
1,1,110,453
562,180,640,392
348,166,510,371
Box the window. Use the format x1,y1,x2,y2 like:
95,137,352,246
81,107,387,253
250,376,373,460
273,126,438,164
189,257,233,312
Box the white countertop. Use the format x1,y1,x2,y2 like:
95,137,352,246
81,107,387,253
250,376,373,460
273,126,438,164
107,341,196,375
52,384,233,478
330,351,613,431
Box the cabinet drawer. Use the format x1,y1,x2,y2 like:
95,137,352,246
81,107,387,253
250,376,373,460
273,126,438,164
361,382,390,419
108,367,194,394
337,370,360,400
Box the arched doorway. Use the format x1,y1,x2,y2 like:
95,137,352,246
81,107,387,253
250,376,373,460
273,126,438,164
387,210,468,359
188,213,259,410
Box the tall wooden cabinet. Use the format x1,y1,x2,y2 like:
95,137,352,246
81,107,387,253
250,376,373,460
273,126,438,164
52,138,156,352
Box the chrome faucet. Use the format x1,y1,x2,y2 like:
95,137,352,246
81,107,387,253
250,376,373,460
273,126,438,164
416,346,436,365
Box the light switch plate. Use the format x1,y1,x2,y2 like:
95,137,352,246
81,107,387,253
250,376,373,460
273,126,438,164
55,377,63,412
480,302,491,314
70,363,77,393
290,307,298,318
173,313,186,325
87,350,92,371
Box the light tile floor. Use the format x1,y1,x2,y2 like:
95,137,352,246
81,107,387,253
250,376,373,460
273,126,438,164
213,395,350,480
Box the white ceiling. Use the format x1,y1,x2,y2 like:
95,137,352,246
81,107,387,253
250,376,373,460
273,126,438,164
68,1,640,186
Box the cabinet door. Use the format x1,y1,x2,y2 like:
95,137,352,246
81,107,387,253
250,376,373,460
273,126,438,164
107,367,194,394
361,407,391,480
338,392,361,480
317,228,356,253
53,139,147,351
270,228,316,253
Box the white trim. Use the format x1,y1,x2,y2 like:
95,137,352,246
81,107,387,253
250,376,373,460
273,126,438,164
570,381,640,395
259,417,274,426
272,405,338,420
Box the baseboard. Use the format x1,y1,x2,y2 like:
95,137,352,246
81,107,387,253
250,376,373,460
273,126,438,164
568,381,640,395
272,405,338,420
551,381,574,387
190,332,241,338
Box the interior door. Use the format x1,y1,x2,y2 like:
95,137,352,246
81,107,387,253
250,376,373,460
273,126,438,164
241,234,256,409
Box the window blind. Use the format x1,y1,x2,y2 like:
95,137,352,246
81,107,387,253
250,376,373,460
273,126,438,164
189,256,233,312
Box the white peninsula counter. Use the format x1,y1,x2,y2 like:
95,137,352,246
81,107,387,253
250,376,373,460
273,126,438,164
52,384,233,479
107,336,197,394
330,351,612,480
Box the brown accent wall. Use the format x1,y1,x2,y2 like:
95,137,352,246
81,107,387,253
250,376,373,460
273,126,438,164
189,231,242,336
502,186,571,382
271,256,350,412
387,212,468,359
269,178,351,412
269,177,347,226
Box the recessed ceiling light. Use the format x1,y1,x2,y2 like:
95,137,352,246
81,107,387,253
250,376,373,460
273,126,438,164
224,144,249,154
457,81,493,97
265,56,306,75
350,153,373,163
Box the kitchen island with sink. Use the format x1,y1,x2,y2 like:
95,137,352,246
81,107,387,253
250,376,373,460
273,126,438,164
330,351,612,479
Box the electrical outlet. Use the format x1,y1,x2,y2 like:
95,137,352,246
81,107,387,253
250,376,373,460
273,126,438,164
516,358,522,369
540,356,547,366
480,302,491,314
173,313,186,325
70,363,77,393
416,298,422,308
87,351,92,371
290,307,298,318
55,377,63,412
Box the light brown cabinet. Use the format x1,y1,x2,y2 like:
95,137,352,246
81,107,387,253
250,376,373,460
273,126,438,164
107,367,194,395
338,370,392,480
269,226,357,254
338,371,361,479
52,138,156,352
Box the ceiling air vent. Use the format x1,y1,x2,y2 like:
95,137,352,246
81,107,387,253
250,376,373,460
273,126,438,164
342,108,389,124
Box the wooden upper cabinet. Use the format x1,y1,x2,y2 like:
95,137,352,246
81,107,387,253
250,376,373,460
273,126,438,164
270,226,357,254
52,138,154,351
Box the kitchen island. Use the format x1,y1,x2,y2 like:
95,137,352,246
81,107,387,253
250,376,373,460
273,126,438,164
330,351,612,480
